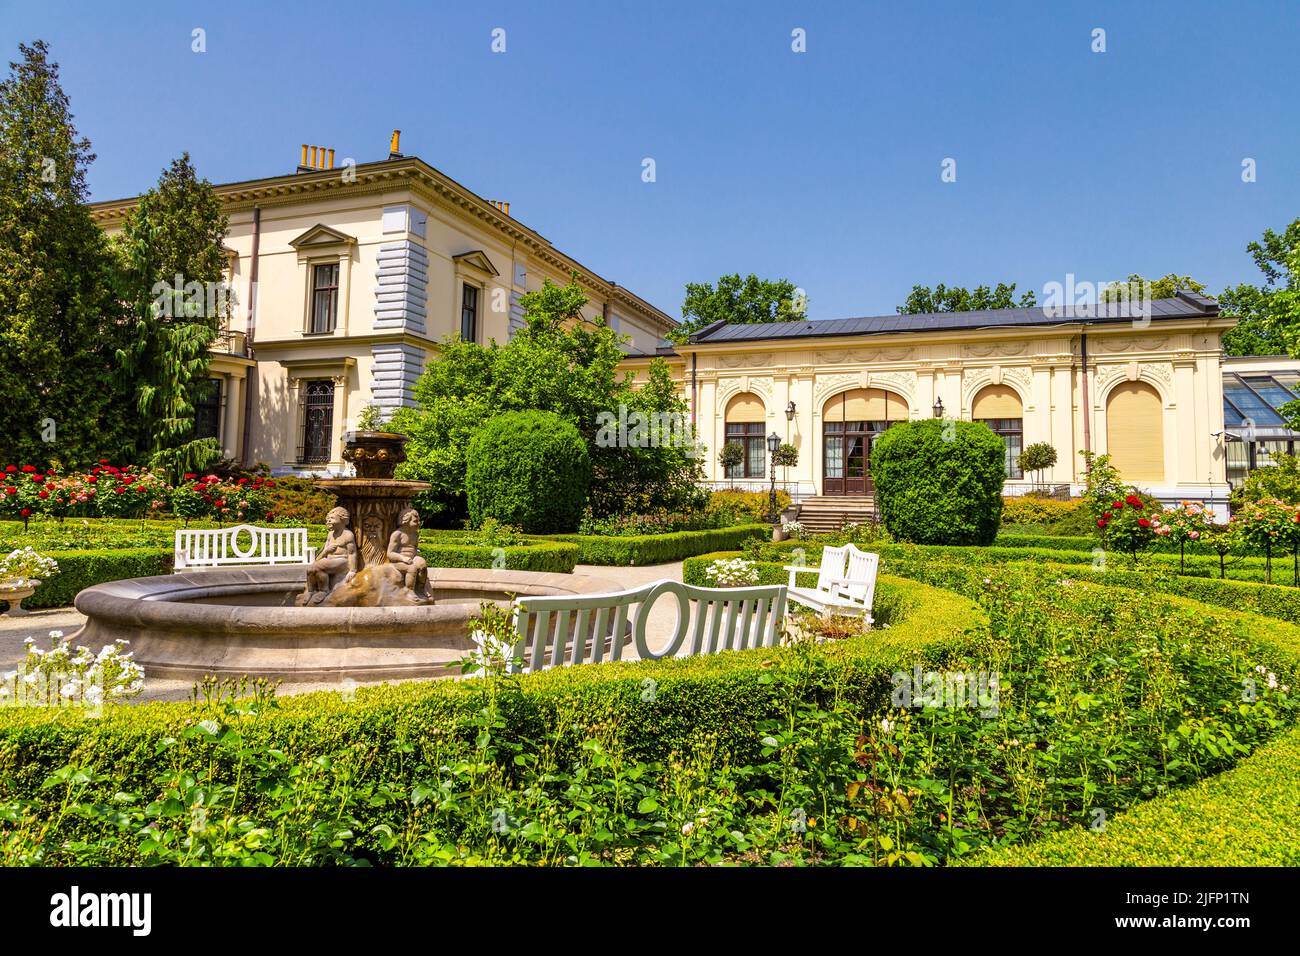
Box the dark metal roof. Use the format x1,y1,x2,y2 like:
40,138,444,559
690,291,1221,344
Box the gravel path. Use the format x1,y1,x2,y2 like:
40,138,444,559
0,561,687,703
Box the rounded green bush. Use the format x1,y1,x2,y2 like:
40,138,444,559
870,419,1005,545
466,410,591,533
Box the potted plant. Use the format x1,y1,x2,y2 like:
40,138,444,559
0,547,59,616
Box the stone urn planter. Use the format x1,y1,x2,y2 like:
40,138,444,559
0,582,36,616
772,525,788,542
342,431,407,480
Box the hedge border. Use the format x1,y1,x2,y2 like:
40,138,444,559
537,523,770,565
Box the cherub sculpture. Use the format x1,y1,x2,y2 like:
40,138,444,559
298,506,357,605
386,507,429,596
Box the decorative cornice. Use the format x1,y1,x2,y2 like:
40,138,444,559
87,156,676,335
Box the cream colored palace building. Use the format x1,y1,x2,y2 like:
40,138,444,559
89,140,675,473
626,293,1239,519
91,142,1246,518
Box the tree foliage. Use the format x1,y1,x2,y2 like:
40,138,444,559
1100,272,1207,303
113,153,230,474
673,273,805,342
392,278,704,525
1218,218,1300,359
0,40,132,467
896,282,1035,314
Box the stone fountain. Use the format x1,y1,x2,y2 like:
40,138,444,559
70,431,619,681
295,430,434,608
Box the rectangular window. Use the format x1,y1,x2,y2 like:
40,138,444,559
300,380,335,464
309,263,339,334
725,422,766,479
194,378,222,441
461,283,479,342
976,418,1024,479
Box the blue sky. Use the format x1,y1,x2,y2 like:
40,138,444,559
4,0,1298,320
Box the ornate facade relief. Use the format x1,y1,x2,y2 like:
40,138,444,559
963,341,1028,358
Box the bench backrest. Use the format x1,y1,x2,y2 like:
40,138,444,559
838,545,880,611
813,545,848,594
509,579,788,674
174,525,312,569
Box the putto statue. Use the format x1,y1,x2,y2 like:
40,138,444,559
386,507,429,596
297,506,357,606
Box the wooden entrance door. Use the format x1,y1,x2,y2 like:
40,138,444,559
823,421,877,495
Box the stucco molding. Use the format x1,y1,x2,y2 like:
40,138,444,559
1094,362,1174,407
813,371,916,413
962,365,1032,411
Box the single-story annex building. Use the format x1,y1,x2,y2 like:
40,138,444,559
623,292,1240,522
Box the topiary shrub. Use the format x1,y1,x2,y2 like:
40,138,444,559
870,419,1005,545
466,411,591,533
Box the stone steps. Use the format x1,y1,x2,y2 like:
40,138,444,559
794,496,876,532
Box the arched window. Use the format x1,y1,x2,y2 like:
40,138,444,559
724,393,767,478
972,384,1024,479
1106,381,1164,482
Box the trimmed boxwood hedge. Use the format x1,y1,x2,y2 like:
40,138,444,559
417,541,578,574
968,723,1300,866
0,576,984,863
16,548,174,610
540,523,770,565
965,590,1300,867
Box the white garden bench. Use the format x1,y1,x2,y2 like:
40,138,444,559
508,579,788,674
783,543,878,617
173,524,316,572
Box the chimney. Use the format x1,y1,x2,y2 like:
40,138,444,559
488,199,511,216
297,143,337,173
388,129,402,159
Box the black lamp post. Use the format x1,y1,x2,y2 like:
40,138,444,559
932,396,945,419
767,431,782,524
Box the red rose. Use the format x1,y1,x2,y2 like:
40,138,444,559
21,465,35,473
214,499,225,507
37,489,48,499
3,466,14,473
184,473,197,480
114,487,125,494
1096,518,1108,528
87,476,97,483
4,488,14,496
98,459,109,464
265,480,275,487
1111,501,1124,510
19,508,30,516
1102,511,1113,520
31,475,43,484
1138,518,1150,527
237,477,247,485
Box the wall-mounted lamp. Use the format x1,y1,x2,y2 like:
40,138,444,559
785,400,796,421
932,397,945,419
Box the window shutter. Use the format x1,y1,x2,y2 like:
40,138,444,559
972,385,1023,419
725,393,766,423
1106,381,1164,481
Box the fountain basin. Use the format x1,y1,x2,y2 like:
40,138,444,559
72,566,622,682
